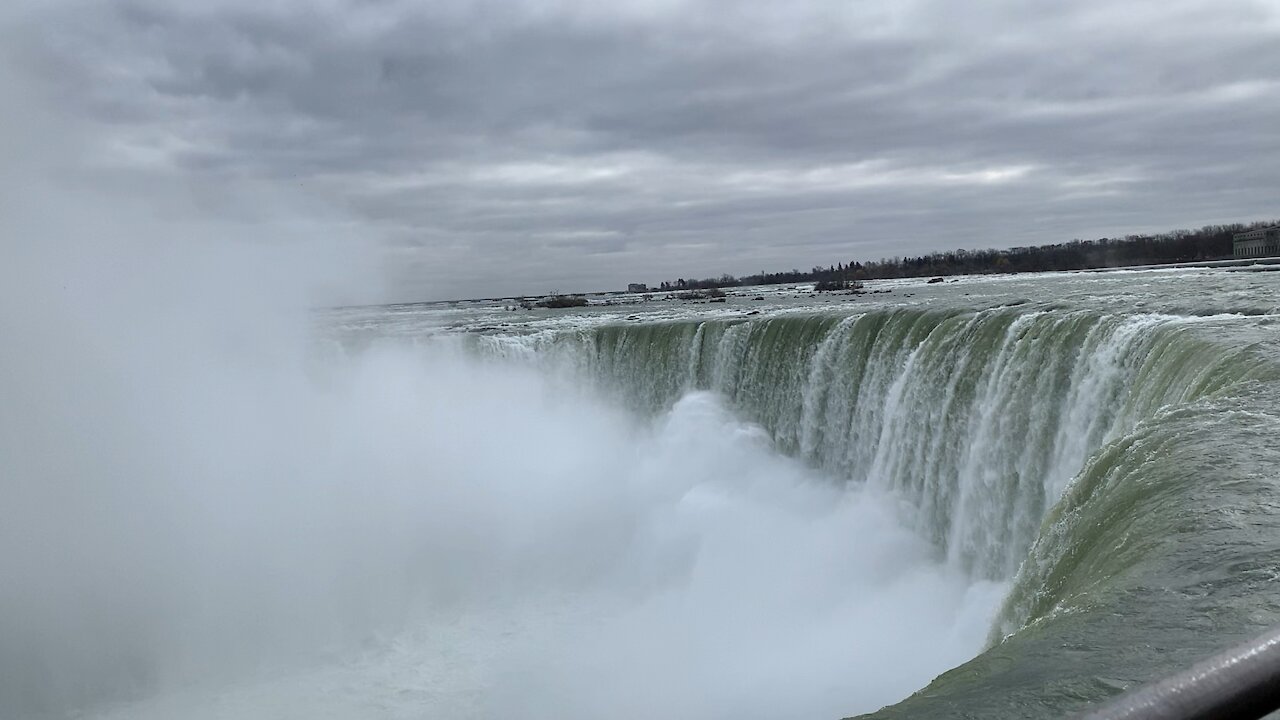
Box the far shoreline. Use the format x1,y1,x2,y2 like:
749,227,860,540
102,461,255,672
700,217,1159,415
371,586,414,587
333,255,1280,311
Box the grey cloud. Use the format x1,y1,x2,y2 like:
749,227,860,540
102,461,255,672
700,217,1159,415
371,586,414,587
17,0,1280,299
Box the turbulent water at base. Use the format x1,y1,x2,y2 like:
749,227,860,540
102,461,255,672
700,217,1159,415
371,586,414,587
9,268,1280,720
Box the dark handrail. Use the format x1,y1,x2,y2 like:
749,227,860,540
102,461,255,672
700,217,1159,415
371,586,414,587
1079,626,1280,720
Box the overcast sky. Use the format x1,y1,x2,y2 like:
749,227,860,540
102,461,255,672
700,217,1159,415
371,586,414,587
11,0,1280,300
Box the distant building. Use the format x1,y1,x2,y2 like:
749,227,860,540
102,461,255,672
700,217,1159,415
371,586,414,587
627,283,649,293
1234,226,1280,258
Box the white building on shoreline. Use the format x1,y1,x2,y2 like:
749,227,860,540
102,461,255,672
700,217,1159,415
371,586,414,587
1234,226,1280,258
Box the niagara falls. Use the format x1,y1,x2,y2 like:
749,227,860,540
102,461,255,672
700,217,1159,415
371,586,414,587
4,1,1280,719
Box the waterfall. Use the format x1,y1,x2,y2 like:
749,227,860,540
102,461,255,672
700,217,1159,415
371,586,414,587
486,308,1273,579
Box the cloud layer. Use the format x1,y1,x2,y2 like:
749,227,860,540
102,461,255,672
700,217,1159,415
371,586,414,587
15,0,1280,299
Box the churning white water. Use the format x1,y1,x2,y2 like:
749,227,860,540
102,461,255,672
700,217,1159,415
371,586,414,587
3,303,1005,719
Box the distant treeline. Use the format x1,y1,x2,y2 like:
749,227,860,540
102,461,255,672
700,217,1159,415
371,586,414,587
652,220,1278,291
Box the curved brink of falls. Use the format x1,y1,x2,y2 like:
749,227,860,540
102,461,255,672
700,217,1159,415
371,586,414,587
483,306,1280,717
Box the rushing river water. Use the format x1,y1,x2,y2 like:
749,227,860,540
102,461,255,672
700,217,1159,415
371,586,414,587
6,267,1280,719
